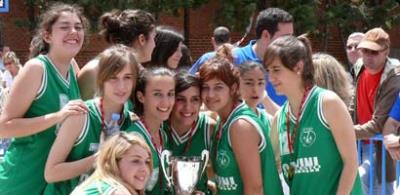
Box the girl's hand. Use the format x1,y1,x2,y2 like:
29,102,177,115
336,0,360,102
56,99,87,123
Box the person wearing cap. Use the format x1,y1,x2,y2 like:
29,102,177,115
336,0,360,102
352,27,400,194
346,32,365,79
189,26,231,74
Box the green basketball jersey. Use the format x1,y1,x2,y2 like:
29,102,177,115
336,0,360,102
72,180,116,195
212,102,283,195
125,120,169,195
276,86,362,195
0,55,81,195
164,112,212,193
43,99,131,195
257,108,272,136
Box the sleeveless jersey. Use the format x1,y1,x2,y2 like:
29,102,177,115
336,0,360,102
125,120,169,195
164,112,212,193
276,86,363,195
0,55,80,195
257,108,272,136
43,99,131,195
212,102,283,195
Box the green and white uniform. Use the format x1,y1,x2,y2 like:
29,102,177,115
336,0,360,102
43,99,131,195
276,86,362,195
0,55,81,195
164,112,212,193
71,180,121,195
257,108,272,136
212,102,283,195
126,120,169,195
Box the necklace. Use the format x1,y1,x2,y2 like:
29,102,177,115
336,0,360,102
286,86,312,180
140,117,163,156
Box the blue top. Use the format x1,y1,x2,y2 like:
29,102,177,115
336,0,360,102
389,93,400,121
233,40,287,106
189,51,216,74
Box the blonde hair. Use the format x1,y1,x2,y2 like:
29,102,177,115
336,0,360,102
73,132,152,195
3,51,22,68
312,53,353,106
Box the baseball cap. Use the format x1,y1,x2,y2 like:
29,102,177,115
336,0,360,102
357,27,390,51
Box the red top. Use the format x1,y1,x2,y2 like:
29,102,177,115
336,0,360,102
356,68,384,124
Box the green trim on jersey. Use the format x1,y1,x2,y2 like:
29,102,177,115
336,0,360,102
43,99,131,195
212,102,283,195
0,55,81,195
277,86,362,195
125,120,169,195
163,112,212,193
73,180,116,195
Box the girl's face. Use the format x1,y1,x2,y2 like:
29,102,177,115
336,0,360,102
170,86,201,127
141,29,156,63
45,11,84,57
266,58,300,96
167,42,183,69
240,67,266,108
118,144,151,191
138,75,175,121
201,78,234,113
103,64,135,105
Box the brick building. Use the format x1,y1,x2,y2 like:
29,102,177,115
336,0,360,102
1,1,399,66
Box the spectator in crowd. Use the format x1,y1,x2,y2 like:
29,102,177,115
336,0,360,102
234,8,293,106
145,26,184,70
352,27,400,194
0,3,88,194
312,53,353,107
78,9,156,100
189,26,231,74
0,45,10,72
29,35,46,59
346,32,365,79
71,132,152,195
2,51,22,89
383,93,400,162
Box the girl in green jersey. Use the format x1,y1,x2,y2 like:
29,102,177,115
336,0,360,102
264,35,362,194
72,132,152,195
127,67,175,194
166,71,216,193
44,45,140,194
0,3,88,194
199,57,283,195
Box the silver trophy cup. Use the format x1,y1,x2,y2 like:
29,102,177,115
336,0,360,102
161,150,209,195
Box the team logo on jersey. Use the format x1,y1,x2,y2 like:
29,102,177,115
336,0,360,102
282,156,321,178
217,150,230,168
300,127,316,147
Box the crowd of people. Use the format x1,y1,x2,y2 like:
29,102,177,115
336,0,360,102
0,2,399,195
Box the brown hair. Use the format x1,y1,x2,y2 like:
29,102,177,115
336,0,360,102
264,34,314,88
198,57,240,99
99,9,156,46
35,3,89,55
96,44,140,99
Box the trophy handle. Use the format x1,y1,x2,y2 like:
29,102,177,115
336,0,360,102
160,150,173,188
200,150,209,176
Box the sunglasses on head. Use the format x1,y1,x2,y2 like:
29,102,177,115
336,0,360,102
360,48,386,56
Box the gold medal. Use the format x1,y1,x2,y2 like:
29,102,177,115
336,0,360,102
288,164,295,181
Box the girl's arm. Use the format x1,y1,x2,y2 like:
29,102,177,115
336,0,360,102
230,119,263,195
0,59,86,138
45,114,96,182
323,91,358,195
